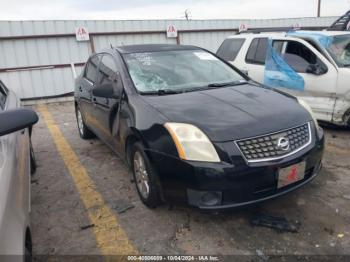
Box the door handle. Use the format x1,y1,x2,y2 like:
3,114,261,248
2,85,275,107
93,97,97,102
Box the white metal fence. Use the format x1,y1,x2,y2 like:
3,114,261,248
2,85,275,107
0,17,336,99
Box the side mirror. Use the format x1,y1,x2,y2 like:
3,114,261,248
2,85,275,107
306,64,327,75
92,84,120,99
0,108,39,137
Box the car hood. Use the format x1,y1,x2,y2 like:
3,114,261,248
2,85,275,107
142,84,311,142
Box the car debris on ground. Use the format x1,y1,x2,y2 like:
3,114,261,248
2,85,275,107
113,199,135,214
251,213,300,233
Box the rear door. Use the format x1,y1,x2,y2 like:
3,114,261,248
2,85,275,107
93,53,123,147
78,55,101,129
216,38,246,64
271,37,338,122
242,37,268,81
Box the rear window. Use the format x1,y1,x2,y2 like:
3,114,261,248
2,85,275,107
0,82,7,110
246,38,268,65
217,38,245,61
84,55,100,83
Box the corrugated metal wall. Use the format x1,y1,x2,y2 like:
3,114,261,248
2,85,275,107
0,17,336,99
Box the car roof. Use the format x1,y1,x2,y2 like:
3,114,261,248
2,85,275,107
115,44,201,54
226,30,350,39
315,30,350,36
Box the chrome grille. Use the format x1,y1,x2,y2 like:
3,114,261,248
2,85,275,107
236,122,311,163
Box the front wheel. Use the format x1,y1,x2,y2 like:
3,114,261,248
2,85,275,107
75,107,95,139
131,142,162,208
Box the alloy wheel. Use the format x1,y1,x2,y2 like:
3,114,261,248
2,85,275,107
133,151,150,199
77,109,84,135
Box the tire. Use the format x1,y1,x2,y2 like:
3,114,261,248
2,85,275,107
25,246,32,262
131,142,162,208
30,140,36,175
24,233,32,262
344,109,350,127
75,106,95,139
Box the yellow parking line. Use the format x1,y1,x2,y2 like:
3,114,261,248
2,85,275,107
37,104,137,256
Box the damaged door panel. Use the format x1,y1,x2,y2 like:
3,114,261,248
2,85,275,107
267,38,338,123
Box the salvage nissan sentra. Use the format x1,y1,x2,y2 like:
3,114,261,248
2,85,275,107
74,44,324,209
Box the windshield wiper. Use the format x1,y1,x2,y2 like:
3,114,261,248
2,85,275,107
140,89,183,96
207,80,247,88
139,81,248,95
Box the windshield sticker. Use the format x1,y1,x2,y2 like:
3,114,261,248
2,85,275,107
194,52,218,61
130,53,155,66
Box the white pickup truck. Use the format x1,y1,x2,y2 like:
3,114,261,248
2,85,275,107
217,31,350,126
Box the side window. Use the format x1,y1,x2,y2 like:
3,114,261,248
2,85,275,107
0,82,7,110
246,38,268,65
272,41,284,53
274,40,327,74
84,55,100,83
97,55,119,87
216,38,245,61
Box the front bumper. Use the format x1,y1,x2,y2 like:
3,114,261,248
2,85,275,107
187,161,322,209
146,126,325,210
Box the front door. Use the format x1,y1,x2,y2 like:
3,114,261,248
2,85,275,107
92,54,123,147
268,38,338,122
79,55,101,129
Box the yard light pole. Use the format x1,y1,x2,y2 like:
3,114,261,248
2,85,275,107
317,0,321,17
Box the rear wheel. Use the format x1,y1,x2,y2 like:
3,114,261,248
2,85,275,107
131,142,162,208
75,107,95,139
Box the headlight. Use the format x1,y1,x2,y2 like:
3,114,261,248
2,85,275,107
164,123,220,162
297,98,320,129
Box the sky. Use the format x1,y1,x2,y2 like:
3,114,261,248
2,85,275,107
0,0,349,20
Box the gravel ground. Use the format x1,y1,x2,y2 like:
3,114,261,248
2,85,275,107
31,102,350,258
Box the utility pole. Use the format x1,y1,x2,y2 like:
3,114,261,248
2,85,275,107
317,0,321,17
184,9,191,20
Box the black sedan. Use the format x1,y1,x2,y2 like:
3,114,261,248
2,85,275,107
74,44,324,209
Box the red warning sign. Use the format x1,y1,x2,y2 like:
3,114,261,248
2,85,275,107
75,27,90,41
239,23,248,33
167,25,178,38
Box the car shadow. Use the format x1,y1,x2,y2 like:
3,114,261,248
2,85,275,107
319,121,350,131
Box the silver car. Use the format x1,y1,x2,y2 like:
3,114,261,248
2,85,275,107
0,80,38,260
